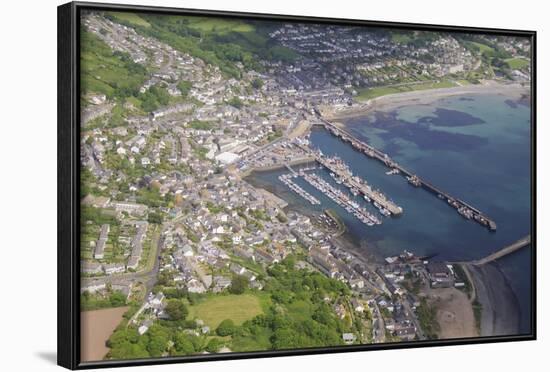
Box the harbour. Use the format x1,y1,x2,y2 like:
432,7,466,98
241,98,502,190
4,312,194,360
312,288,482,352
312,115,497,231
247,93,531,332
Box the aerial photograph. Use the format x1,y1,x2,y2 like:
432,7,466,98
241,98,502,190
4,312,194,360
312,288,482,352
79,10,532,362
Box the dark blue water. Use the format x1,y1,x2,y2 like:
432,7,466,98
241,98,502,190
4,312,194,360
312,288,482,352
251,94,532,333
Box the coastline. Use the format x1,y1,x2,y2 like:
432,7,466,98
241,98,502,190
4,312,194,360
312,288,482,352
325,80,530,120
466,263,521,337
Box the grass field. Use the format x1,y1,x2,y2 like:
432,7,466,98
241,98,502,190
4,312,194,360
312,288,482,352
468,41,495,56
188,293,266,328
391,32,413,44
505,57,530,69
356,80,458,101
80,30,148,98
185,17,254,35
108,11,151,28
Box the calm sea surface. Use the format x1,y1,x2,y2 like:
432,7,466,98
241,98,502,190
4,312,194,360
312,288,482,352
250,94,532,333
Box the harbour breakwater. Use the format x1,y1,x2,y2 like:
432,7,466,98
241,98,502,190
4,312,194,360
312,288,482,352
312,115,497,231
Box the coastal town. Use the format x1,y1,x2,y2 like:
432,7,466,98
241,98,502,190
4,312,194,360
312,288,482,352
78,11,531,361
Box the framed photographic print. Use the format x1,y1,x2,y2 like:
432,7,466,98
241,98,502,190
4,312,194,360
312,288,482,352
58,1,536,369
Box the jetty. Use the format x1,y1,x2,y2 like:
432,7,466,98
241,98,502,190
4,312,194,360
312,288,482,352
278,173,320,206
313,116,497,231
302,172,382,226
314,153,403,216
471,235,531,265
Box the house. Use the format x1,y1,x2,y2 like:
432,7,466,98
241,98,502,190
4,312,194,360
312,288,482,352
229,263,246,275
211,225,225,234
426,262,454,288
81,195,110,209
179,244,194,257
309,247,338,278
112,201,147,216
342,333,356,344
138,320,153,335
187,279,206,293
250,280,264,290
349,278,364,289
150,293,165,309
93,224,110,259
81,261,103,274
213,276,232,292
233,246,253,260
333,304,346,319
254,248,278,264
394,325,416,341
103,263,125,275
351,298,364,313
80,280,106,293
127,255,140,270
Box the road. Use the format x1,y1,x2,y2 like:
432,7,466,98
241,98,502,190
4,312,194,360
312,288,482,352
372,303,386,343
401,299,426,341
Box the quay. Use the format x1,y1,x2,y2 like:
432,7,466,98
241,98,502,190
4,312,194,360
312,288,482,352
278,173,321,206
313,153,403,216
472,235,530,265
302,172,382,226
312,116,497,231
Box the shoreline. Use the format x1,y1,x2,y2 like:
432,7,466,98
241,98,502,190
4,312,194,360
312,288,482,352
325,80,530,120
246,170,524,338
466,263,521,337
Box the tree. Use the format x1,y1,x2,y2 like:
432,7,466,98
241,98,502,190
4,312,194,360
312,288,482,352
147,211,163,224
177,81,192,97
146,325,170,357
227,96,243,109
205,338,222,353
174,333,195,354
229,275,248,294
109,341,150,359
216,319,236,336
109,291,127,307
251,78,264,90
147,336,167,357
140,92,159,113
107,328,139,349
165,299,188,321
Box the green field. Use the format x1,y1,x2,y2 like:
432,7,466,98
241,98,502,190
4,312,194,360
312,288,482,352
185,17,254,35
80,29,148,99
505,57,530,69
468,41,495,56
107,11,151,27
188,294,266,328
391,32,413,44
356,80,458,101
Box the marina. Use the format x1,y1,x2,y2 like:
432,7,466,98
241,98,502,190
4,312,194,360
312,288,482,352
278,173,321,205
311,151,403,216
301,172,382,226
313,116,498,231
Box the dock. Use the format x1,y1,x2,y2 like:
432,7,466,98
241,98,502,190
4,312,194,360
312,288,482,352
313,153,403,216
313,117,497,231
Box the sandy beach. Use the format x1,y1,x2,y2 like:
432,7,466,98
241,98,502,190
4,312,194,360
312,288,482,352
466,263,520,337
325,81,530,120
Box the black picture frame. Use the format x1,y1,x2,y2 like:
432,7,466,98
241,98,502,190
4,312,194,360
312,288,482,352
58,1,537,369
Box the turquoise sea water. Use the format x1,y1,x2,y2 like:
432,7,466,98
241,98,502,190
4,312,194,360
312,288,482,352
251,93,532,334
